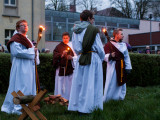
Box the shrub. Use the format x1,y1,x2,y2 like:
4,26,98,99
0,53,11,93
0,53,160,93
0,53,55,93
127,53,160,86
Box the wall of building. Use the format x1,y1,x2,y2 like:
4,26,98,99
33,0,45,50
45,41,60,52
0,0,45,50
45,19,160,52
129,31,160,46
123,20,160,43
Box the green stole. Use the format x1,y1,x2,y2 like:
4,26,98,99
79,24,99,65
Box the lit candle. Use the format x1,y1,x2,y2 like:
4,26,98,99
67,47,70,54
102,28,107,33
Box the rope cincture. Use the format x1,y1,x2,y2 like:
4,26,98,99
79,51,96,55
121,59,123,82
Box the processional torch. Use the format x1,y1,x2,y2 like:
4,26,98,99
35,25,45,93
102,27,110,41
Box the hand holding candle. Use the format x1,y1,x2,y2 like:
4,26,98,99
61,50,68,58
67,47,72,60
61,47,71,59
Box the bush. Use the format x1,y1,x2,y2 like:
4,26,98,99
37,53,55,92
0,53,160,93
0,53,11,93
0,53,55,94
127,53,160,86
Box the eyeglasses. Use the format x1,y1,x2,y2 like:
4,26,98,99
20,24,29,27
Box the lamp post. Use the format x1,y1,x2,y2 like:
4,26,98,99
149,13,152,47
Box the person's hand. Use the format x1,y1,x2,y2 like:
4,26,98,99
111,52,115,58
125,69,131,75
34,48,38,58
109,52,116,61
34,48,38,52
67,55,73,60
61,50,68,57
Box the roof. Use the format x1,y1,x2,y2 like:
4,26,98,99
95,7,126,18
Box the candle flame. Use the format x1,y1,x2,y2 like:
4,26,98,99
39,25,45,31
102,28,107,33
67,48,70,50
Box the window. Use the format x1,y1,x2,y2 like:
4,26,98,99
119,23,128,28
130,24,139,29
4,0,16,6
3,0,18,17
5,29,14,45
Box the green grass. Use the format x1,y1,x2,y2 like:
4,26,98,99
0,86,160,120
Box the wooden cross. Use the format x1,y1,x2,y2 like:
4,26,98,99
11,89,47,120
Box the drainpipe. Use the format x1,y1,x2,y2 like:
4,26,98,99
32,0,34,41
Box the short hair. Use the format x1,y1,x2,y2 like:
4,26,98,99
16,20,27,31
157,50,160,53
80,10,93,21
113,28,123,37
62,32,70,38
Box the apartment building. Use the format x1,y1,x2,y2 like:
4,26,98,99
0,0,45,50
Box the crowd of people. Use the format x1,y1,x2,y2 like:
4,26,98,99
0,9,158,116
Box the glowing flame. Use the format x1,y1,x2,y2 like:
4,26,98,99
102,28,107,33
67,48,70,51
39,34,42,37
39,25,45,30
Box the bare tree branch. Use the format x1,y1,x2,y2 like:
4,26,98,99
45,0,69,11
77,0,102,11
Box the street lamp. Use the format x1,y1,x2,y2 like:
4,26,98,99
148,13,153,48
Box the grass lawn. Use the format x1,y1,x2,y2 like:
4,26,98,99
0,86,160,120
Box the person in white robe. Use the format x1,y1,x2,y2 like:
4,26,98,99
68,10,105,113
1,20,39,115
103,28,132,102
53,32,77,100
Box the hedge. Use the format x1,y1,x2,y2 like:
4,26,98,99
0,53,160,93
127,53,160,86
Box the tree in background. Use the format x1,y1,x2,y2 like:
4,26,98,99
148,0,160,21
76,0,102,12
133,0,150,19
109,0,133,18
109,0,150,19
45,0,69,11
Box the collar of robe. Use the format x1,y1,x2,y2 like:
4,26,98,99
110,39,117,43
110,39,122,43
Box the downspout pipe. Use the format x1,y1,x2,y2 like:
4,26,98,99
32,0,34,41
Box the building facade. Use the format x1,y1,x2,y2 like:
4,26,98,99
45,10,160,53
127,19,160,53
45,10,140,52
0,0,45,50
